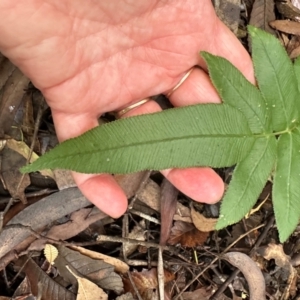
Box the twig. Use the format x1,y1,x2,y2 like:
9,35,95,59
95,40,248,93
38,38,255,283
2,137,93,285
127,270,143,300
9,253,32,287
97,234,164,250
2,268,9,289
123,259,157,267
158,245,165,300
130,208,160,224
15,96,44,204
0,197,14,232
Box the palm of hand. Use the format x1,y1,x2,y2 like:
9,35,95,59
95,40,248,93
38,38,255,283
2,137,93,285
1,1,228,120
0,0,253,217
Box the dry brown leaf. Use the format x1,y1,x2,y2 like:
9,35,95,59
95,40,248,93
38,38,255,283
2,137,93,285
115,171,150,198
182,288,232,300
191,206,217,232
66,266,108,300
182,287,211,300
53,169,76,189
270,19,300,36
55,246,123,294
249,0,276,34
123,220,146,257
19,92,35,138
136,178,192,222
116,293,135,300
276,0,300,20
173,203,192,223
71,245,129,274
289,42,300,58
123,268,174,299
29,207,110,251
0,187,90,260
0,67,29,138
167,221,209,247
160,179,178,246
1,145,31,202
136,178,160,212
12,277,32,299
257,243,291,268
15,256,75,300
6,138,54,179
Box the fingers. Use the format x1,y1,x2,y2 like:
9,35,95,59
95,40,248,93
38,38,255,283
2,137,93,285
166,67,221,107
72,172,128,218
120,93,225,204
162,168,224,204
52,111,128,218
159,19,255,203
160,67,225,203
198,17,255,84
48,10,255,216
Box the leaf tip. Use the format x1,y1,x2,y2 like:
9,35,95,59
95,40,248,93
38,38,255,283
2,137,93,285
247,25,265,41
200,51,212,62
20,162,39,174
20,165,30,174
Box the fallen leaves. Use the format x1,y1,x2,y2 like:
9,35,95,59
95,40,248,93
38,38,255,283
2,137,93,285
249,0,276,34
54,246,123,294
168,221,209,248
191,206,217,232
257,243,297,298
67,266,108,300
123,268,175,300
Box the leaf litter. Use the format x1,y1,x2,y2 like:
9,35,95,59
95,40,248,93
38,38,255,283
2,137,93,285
2,4,300,300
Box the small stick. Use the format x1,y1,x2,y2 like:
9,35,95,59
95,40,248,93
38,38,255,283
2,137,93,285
130,209,160,224
157,245,165,300
127,270,143,300
15,97,44,204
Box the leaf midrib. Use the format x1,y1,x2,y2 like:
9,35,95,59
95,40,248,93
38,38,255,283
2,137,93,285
286,134,292,225
214,62,266,131
230,138,271,209
259,38,289,125
58,133,254,156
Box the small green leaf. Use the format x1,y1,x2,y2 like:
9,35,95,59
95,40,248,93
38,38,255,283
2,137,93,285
249,26,299,131
201,52,270,133
273,129,300,242
21,104,255,174
216,136,276,229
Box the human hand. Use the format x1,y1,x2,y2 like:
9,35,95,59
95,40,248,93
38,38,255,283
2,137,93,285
0,0,254,217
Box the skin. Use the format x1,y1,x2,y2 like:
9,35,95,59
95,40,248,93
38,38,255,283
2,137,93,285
0,0,254,217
